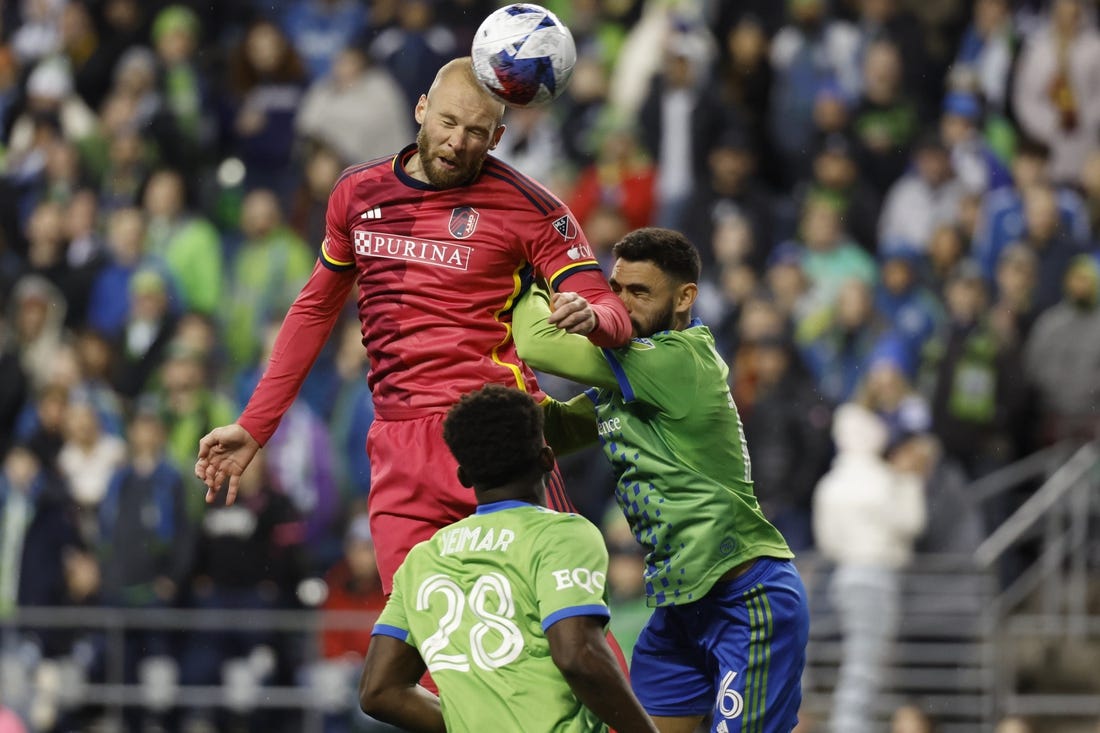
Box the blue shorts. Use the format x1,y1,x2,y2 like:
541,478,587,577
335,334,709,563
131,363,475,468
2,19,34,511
630,557,809,733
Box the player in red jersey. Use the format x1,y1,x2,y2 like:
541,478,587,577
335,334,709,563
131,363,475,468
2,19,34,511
195,57,631,593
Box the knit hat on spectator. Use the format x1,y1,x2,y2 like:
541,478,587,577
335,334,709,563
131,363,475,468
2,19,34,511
129,268,168,296
152,5,200,44
942,91,982,122
766,241,805,270
868,332,918,381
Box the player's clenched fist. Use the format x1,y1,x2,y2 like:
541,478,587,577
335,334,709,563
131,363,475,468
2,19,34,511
548,291,598,335
195,424,261,507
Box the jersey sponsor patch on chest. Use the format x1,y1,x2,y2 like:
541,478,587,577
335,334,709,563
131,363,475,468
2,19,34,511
354,230,471,270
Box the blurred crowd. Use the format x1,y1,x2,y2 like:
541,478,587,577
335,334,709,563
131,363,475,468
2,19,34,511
0,0,1099,731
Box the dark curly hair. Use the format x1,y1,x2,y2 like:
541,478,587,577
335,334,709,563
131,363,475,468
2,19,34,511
612,227,701,284
443,385,545,489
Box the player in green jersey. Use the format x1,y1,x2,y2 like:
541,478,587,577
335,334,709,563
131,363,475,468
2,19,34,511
358,384,658,733
513,228,810,733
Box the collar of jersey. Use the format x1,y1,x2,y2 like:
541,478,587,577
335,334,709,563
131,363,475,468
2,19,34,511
395,143,453,191
476,499,535,515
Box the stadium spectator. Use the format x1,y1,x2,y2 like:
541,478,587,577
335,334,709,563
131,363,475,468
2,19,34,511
874,244,943,359
938,90,1012,194
222,188,313,373
56,398,125,543
360,384,658,733
141,168,222,316
989,245,1041,350
222,19,308,198
768,0,860,186
953,0,1016,114
567,111,657,232
490,105,566,189
890,702,938,733
314,512,391,733
281,0,368,82
111,268,178,400
295,46,412,167
796,133,881,253
800,278,886,405
326,318,374,504
814,403,928,733
878,134,964,253
513,228,809,731
857,331,933,447
714,15,773,160
638,30,721,230
161,346,236,518
1023,254,1100,444
1012,0,1100,185
919,259,1028,480
97,402,194,731
794,196,876,317
680,127,775,272
149,5,212,176
741,333,832,551
288,143,344,248
180,454,307,733
10,275,67,394
1016,184,1090,314
368,0,457,110
971,136,1090,282
850,39,920,195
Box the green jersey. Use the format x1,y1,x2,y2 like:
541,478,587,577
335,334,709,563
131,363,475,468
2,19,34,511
512,289,792,608
373,501,611,733
593,322,792,606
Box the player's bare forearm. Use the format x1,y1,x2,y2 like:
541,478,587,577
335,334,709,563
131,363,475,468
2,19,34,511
547,617,659,733
359,637,445,733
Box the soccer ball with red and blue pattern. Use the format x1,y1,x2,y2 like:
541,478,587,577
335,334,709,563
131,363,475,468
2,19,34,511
471,3,576,108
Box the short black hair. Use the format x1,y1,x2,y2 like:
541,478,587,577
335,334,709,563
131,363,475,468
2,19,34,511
612,227,701,284
443,384,545,489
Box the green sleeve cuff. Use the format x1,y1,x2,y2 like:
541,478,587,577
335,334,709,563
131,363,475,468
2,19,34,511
540,393,598,456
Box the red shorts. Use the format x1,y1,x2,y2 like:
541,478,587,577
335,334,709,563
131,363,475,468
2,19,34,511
365,413,577,593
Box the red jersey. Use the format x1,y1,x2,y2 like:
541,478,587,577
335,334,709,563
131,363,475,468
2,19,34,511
239,146,630,442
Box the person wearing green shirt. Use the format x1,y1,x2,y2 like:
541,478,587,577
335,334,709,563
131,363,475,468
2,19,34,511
359,384,658,733
513,228,810,733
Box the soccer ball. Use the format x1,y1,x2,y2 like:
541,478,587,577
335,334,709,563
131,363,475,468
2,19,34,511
471,3,576,108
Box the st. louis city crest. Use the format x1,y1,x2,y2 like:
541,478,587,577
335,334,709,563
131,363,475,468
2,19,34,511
449,206,479,239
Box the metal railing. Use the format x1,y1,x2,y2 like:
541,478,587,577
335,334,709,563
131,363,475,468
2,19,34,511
1,606,381,733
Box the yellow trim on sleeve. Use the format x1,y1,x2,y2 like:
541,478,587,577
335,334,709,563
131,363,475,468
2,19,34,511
491,262,530,392
321,239,354,267
548,260,600,287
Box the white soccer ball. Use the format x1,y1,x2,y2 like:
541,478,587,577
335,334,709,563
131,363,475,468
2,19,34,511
471,3,576,108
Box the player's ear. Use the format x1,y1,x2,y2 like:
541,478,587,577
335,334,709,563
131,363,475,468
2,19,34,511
414,94,428,125
489,123,506,150
537,445,555,473
456,466,473,489
675,282,698,315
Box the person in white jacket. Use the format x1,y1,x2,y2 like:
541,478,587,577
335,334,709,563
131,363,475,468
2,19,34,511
813,402,929,733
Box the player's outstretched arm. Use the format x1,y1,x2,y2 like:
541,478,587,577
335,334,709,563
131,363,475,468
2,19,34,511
547,616,659,733
513,285,618,390
194,423,260,506
359,636,444,733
